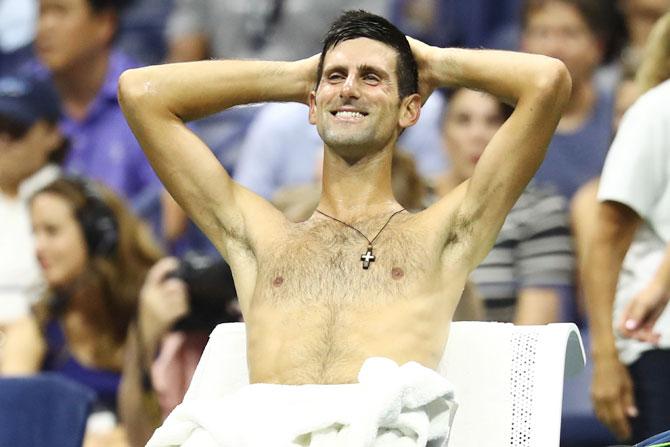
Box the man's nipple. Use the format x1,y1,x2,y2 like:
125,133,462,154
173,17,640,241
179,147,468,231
391,267,404,280
272,276,285,287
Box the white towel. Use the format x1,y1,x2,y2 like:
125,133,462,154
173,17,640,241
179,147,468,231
146,357,457,447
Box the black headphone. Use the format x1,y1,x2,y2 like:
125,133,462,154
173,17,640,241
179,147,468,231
66,176,119,258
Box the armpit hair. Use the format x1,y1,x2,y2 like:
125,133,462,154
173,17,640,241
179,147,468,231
444,210,475,248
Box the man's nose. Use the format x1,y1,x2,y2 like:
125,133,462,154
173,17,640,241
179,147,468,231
340,74,360,99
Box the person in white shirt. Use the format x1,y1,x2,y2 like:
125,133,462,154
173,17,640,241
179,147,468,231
0,74,64,341
583,12,670,443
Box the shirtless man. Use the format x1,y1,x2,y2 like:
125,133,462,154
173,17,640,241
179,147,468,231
119,11,570,387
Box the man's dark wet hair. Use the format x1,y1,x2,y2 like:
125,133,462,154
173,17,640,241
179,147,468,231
316,10,419,99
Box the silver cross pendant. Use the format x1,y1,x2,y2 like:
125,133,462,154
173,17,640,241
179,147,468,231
361,245,375,270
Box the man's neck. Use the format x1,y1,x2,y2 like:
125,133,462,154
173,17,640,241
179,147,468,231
557,78,596,133
53,48,111,121
317,145,398,220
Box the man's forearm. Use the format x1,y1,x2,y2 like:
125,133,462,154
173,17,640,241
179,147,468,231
422,48,568,104
118,58,316,122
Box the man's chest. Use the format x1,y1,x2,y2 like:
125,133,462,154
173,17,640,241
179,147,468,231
252,220,447,305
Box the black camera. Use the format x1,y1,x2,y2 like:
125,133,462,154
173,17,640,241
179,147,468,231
165,255,240,332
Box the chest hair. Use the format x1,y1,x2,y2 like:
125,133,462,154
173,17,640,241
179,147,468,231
255,215,439,306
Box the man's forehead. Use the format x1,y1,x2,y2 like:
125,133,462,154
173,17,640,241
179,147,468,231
322,38,397,70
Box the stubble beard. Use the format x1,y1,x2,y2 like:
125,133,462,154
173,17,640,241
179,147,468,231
318,117,381,158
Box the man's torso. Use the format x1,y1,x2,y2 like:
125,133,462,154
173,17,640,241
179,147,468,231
230,211,468,384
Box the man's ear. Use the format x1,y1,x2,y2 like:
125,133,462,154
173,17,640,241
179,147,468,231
308,90,317,125
399,93,421,129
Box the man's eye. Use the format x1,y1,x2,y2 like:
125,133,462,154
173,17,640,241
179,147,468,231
364,75,380,83
328,73,345,81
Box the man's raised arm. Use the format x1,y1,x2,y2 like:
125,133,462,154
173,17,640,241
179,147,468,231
117,58,317,256
412,42,572,268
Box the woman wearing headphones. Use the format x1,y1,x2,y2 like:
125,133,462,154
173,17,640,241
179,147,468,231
1,177,162,442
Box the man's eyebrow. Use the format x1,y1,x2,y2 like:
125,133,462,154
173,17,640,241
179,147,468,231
357,64,389,77
323,64,347,75
323,64,390,77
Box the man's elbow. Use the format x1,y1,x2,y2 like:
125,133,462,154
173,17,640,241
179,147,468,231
117,68,155,114
533,58,572,110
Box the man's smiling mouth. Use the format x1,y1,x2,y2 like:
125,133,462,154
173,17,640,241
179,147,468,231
331,110,368,120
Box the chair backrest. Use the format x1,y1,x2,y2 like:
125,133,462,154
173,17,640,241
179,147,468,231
184,321,585,447
0,373,96,447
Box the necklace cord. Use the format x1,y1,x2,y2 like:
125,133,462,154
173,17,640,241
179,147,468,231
315,208,406,246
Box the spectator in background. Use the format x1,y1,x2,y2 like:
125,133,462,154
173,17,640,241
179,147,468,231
390,0,523,49
618,0,670,69
1,177,162,445
0,74,64,350
119,256,240,446
582,12,670,442
165,0,387,63
593,0,669,93
0,0,37,73
434,87,574,323
33,0,162,226
571,64,641,322
521,0,614,199
115,0,174,65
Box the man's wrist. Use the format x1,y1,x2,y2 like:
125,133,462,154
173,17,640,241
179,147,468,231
294,56,319,104
425,47,464,91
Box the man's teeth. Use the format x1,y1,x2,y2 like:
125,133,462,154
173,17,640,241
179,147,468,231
336,111,364,119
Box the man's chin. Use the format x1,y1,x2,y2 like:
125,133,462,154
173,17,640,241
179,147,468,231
322,128,374,147
324,138,370,155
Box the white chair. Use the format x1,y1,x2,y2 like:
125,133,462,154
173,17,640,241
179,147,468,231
183,322,585,447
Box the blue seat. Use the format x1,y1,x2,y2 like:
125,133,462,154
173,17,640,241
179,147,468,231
636,429,670,446
0,373,95,447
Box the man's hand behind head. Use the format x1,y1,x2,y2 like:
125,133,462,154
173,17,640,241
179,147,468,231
405,36,437,104
300,53,321,105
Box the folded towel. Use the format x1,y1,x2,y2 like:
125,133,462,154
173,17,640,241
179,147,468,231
146,357,457,447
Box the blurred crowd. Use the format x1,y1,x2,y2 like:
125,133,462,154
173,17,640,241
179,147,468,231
1,0,669,446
